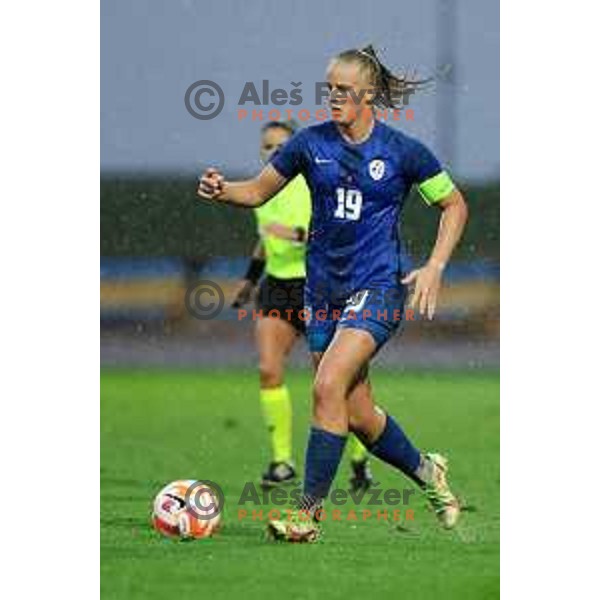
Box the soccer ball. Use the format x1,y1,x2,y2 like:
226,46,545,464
152,479,222,539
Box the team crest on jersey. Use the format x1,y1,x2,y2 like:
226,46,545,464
369,159,385,181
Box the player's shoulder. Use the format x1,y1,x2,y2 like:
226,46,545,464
375,121,423,150
295,121,338,143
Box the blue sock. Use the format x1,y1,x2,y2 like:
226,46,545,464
367,414,421,480
301,426,347,508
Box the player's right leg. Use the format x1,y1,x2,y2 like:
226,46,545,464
310,350,373,491
268,328,376,542
256,314,299,487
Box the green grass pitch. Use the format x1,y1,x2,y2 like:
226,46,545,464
101,369,499,599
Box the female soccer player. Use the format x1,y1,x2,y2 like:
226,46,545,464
198,45,468,542
233,121,372,490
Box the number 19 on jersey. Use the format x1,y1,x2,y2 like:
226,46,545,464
334,188,363,221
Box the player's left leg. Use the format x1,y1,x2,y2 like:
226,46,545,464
339,337,460,527
339,289,461,529
346,375,373,491
346,370,460,529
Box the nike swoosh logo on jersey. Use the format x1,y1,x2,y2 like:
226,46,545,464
315,157,333,164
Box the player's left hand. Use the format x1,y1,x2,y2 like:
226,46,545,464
402,261,444,320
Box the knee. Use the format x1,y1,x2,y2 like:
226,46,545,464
312,371,343,411
259,360,283,388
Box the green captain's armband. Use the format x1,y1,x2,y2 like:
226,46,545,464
417,171,455,206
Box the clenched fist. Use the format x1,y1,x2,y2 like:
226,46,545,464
197,167,225,200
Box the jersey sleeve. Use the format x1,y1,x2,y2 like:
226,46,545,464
404,138,455,206
269,131,307,180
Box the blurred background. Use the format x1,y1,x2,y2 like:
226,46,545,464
100,0,499,370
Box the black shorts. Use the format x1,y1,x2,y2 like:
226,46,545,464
256,275,306,334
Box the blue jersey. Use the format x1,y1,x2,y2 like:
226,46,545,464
270,120,447,304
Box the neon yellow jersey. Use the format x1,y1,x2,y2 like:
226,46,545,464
253,175,311,280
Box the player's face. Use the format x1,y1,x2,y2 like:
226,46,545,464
259,127,292,163
326,61,374,125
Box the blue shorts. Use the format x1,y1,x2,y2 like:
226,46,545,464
305,285,408,353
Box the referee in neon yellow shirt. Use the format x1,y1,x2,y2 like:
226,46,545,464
232,121,372,489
